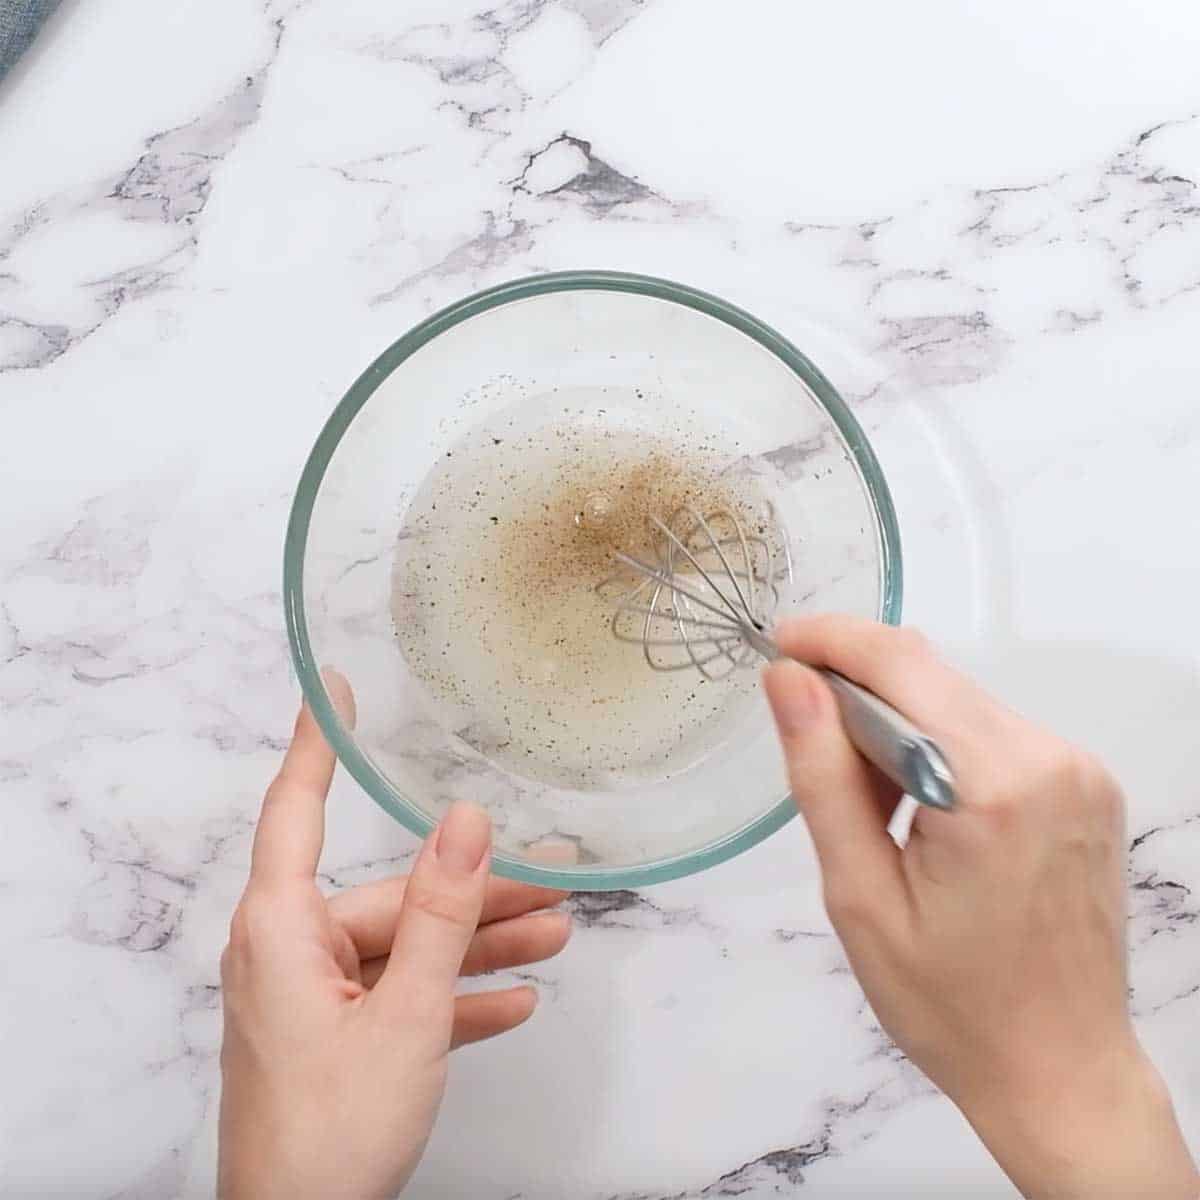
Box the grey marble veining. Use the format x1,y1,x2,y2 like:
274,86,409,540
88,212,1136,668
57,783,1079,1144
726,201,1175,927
1,1,1199,1196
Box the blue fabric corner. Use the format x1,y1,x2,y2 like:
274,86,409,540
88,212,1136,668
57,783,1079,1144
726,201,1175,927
0,0,62,81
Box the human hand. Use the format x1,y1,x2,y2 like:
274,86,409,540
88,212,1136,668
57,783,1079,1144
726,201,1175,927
218,673,572,1200
764,618,1198,1200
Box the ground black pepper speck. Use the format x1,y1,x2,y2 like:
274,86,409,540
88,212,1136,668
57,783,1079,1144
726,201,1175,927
390,396,778,790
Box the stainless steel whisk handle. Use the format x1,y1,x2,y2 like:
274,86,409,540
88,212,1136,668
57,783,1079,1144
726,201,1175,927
755,632,955,812
820,670,956,812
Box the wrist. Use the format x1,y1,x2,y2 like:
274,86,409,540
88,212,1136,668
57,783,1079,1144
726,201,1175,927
959,1040,1198,1199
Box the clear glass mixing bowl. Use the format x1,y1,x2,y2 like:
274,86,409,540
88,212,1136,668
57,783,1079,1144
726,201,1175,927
284,271,901,890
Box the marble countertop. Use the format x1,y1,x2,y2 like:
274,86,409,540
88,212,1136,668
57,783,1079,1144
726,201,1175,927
3,1,1200,1196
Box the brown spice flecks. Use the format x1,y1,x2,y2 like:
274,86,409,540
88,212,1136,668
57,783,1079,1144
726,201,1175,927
494,443,751,606
391,404,775,790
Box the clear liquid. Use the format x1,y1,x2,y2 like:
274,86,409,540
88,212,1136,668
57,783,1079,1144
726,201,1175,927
391,389,786,790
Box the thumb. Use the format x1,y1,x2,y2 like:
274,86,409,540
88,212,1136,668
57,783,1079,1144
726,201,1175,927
369,801,491,1036
763,659,904,914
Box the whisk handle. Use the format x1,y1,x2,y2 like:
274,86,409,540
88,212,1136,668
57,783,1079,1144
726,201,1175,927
819,670,956,811
756,635,955,810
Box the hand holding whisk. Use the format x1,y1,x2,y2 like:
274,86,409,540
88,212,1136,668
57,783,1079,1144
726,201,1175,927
598,504,956,812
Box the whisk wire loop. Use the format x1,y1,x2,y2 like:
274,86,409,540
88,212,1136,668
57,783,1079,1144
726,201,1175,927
601,505,790,681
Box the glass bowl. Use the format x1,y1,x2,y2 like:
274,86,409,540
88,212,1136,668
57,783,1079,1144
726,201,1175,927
285,271,901,890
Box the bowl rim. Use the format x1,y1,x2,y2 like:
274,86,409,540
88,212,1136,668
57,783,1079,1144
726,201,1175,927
284,269,902,890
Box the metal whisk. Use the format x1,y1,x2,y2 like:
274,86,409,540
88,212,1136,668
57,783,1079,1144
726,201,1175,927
600,505,956,812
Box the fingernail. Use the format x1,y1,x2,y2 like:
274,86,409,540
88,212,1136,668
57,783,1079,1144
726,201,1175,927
319,666,358,729
527,910,572,935
435,800,491,876
764,659,823,734
524,839,580,866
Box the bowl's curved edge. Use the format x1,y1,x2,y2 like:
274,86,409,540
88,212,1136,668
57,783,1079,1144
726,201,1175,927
283,269,902,890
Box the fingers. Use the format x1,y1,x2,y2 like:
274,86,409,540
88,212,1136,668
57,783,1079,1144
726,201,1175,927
329,875,569,962
359,978,540,1045
776,617,1006,744
250,670,356,887
368,801,491,1036
460,910,571,976
450,987,538,1049
764,659,907,923
358,909,571,987
774,616,1025,791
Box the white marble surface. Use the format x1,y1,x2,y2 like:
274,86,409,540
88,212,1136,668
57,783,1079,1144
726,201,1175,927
2,1,1200,1196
